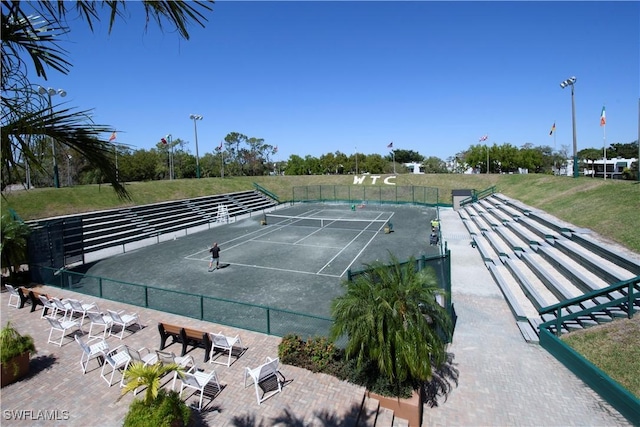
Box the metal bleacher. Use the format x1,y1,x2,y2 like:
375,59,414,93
27,189,278,266
459,192,640,343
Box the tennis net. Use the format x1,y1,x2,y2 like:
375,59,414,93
265,214,389,231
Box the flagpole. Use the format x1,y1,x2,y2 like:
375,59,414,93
220,141,224,179
603,122,607,180
553,123,556,174
601,106,606,180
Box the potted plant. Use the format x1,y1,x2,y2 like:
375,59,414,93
0,322,36,387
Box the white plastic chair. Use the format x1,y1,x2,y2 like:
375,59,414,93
5,284,20,308
67,299,99,328
179,366,221,410
244,357,283,405
209,331,244,367
100,345,131,387
106,309,141,339
38,295,58,319
46,316,80,347
51,297,72,320
87,312,113,340
75,334,109,374
125,346,158,366
156,350,195,390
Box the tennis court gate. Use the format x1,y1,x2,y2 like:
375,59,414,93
26,217,83,285
292,185,440,206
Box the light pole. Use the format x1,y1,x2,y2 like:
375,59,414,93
167,134,174,180
38,86,66,188
189,114,203,178
560,76,578,178
67,154,72,186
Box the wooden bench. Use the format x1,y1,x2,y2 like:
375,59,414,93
28,289,53,314
158,323,212,363
15,286,31,309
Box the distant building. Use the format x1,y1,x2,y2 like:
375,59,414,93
560,157,637,178
403,162,425,174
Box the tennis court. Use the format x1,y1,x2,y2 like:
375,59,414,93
81,203,439,319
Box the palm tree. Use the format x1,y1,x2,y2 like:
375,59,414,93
0,212,31,278
330,255,452,393
119,361,183,405
1,1,213,198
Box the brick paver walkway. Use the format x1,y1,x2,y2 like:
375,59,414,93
0,207,633,426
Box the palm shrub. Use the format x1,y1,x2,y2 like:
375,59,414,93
330,255,452,397
0,213,31,281
120,361,191,427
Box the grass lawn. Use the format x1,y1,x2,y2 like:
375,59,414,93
561,316,640,398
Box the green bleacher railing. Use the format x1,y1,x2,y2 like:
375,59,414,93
538,276,640,425
538,276,638,336
459,185,497,207
35,265,332,339
253,182,280,203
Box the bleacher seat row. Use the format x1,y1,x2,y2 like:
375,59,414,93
460,193,640,343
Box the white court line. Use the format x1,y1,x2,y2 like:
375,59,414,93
338,212,394,277
186,208,393,279
185,208,326,259
223,262,341,278
318,211,393,275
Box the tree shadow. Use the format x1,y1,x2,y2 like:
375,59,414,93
422,351,459,408
25,354,57,378
313,401,363,426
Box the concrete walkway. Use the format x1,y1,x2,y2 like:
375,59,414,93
0,207,632,426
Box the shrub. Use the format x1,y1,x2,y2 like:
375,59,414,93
0,322,36,375
278,334,425,398
279,334,346,375
123,389,191,427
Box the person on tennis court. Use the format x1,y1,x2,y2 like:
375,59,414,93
208,243,220,272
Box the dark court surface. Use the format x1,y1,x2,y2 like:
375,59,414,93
82,203,439,318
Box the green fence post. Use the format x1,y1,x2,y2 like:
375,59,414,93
144,286,149,307
200,296,204,320
555,307,562,336
347,269,352,282
266,308,271,335
628,281,635,319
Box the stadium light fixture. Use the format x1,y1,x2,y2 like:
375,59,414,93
559,76,578,178
189,114,203,178
38,86,66,188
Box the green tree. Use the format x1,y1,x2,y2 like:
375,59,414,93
284,154,306,175
422,156,448,174
1,1,213,197
330,256,452,394
0,213,31,277
389,149,424,164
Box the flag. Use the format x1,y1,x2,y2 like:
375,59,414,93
600,106,606,126
161,137,167,145
387,142,393,149
549,123,556,136
109,132,117,142
274,146,278,153
479,135,488,142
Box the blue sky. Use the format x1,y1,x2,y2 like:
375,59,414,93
39,1,639,162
